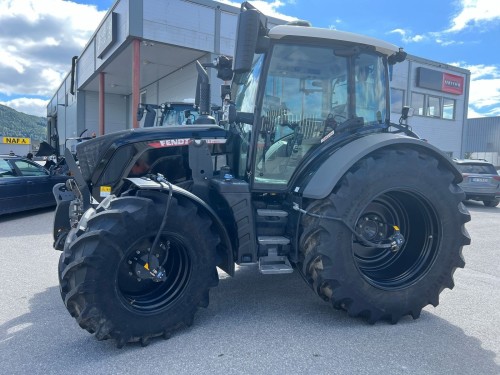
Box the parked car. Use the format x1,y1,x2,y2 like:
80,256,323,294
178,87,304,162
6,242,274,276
0,154,70,215
454,159,500,207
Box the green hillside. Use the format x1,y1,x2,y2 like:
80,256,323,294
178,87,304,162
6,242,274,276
0,104,47,142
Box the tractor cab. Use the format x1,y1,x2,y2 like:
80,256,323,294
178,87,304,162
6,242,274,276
210,4,406,192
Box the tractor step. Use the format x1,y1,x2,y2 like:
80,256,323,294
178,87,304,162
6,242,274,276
257,235,290,246
257,209,288,217
258,247,293,275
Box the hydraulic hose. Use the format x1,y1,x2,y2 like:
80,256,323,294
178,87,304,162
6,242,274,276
292,203,404,251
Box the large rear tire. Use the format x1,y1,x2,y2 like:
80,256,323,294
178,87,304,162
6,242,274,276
58,192,219,347
298,149,471,323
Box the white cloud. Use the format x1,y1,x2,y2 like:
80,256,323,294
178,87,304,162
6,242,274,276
0,0,105,114
450,62,500,117
390,1,500,47
466,107,485,118
0,97,49,117
215,0,296,21
0,48,30,75
388,29,426,43
446,0,500,32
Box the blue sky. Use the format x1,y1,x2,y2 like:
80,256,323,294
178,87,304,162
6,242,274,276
0,0,499,118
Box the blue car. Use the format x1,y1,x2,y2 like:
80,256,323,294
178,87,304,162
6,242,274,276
0,154,70,215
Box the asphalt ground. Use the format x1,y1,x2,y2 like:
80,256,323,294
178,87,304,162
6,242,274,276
0,201,498,375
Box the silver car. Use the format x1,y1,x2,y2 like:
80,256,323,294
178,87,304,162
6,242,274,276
454,159,500,207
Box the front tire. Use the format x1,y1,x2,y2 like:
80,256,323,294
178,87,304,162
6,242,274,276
483,199,499,207
59,192,219,347
298,149,471,323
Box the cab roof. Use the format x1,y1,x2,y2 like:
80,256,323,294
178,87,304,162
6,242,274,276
269,25,400,56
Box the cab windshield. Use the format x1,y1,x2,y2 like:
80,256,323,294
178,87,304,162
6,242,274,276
254,42,388,186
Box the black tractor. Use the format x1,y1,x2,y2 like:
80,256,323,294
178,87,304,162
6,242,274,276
54,2,470,347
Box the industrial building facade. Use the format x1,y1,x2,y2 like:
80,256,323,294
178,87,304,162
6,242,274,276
48,0,470,158
465,116,500,167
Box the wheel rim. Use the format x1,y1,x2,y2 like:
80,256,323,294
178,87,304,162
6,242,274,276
352,190,439,290
116,233,191,314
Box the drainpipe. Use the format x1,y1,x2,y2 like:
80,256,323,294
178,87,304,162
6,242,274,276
99,72,105,135
132,39,141,128
460,71,471,158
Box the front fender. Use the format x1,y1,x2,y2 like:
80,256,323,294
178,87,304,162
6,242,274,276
126,177,235,276
52,182,77,250
301,133,461,200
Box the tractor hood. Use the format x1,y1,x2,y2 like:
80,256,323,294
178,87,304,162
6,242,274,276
76,125,227,184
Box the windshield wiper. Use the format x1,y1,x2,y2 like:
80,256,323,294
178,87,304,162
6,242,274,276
336,117,364,133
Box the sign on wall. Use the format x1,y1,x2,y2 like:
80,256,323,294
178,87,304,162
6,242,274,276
416,67,464,95
442,73,464,95
96,12,117,59
2,137,31,145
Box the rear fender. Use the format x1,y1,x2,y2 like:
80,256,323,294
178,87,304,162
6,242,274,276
52,182,76,250
127,177,235,276
301,133,461,200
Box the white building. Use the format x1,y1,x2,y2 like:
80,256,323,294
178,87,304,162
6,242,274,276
390,55,470,157
48,0,470,158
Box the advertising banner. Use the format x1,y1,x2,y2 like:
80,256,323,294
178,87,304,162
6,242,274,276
417,67,464,95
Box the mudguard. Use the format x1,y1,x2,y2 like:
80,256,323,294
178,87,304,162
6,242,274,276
52,182,76,250
301,133,461,200
126,177,235,276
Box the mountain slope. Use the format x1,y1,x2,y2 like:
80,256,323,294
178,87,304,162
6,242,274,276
0,104,47,141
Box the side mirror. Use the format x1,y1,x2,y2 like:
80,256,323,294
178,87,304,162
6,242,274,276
233,5,269,74
233,9,260,74
388,48,407,65
227,103,254,125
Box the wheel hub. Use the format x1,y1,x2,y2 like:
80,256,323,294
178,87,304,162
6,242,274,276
357,214,387,242
128,242,169,283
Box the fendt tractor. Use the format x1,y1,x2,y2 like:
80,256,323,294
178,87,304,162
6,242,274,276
53,2,470,347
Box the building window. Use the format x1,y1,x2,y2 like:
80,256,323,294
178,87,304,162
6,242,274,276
390,88,405,113
412,92,425,116
411,92,457,120
427,96,441,117
442,98,455,120
140,90,147,105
